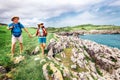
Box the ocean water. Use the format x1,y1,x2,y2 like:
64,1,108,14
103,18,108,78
79,34,120,49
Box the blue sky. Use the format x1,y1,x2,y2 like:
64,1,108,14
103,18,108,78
0,0,120,27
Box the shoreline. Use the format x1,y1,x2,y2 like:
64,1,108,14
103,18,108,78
57,30,120,36
56,30,120,49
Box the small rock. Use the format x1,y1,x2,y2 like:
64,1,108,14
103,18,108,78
31,46,40,55
0,66,7,74
14,55,25,64
72,78,77,80
34,57,40,61
48,47,54,58
40,59,46,64
71,64,77,69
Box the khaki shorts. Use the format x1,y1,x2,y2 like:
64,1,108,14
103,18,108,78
12,35,23,44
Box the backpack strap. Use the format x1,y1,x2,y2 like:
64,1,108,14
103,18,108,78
36,28,40,36
11,23,22,32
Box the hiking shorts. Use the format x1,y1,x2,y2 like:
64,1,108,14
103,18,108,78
38,37,46,44
12,35,23,44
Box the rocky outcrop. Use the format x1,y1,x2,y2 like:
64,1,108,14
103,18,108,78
31,46,40,55
82,39,120,73
57,30,120,36
47,34,120,80
0,66,7,74
14,55,25,64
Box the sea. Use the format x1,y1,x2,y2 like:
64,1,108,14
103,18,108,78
79,34,120,49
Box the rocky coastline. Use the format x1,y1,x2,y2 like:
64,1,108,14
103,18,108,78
57,30,120,36
45,34,120,80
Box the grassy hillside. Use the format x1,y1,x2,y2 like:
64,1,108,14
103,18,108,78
47,24,120,32
0,26,54,80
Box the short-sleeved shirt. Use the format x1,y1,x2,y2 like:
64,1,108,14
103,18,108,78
8,22,24,33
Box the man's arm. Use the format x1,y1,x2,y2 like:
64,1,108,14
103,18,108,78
23,28,32,38
7,23,14,30
7,26,13,30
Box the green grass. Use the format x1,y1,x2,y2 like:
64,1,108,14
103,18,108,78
95,66,103,76
13,58,45,80
47,24,120,32
0,26,55,80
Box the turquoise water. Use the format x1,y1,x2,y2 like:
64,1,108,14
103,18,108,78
80,34,120,49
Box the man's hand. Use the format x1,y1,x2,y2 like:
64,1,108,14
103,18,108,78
23,28,32,38
7,26,14,30
28,33,32,38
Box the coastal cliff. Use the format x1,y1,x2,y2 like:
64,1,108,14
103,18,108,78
44,34,120,80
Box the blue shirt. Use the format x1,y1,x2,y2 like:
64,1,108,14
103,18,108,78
8,22,24,33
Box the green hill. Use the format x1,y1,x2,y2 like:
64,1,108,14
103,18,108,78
47,24,120,32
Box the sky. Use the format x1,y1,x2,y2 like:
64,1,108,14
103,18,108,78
0,0,120,27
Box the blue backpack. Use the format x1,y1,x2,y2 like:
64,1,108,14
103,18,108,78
11,23,22,37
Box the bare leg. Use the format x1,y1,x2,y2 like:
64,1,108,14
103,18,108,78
20,43,23,54
11,43,16,57
40,44,44,55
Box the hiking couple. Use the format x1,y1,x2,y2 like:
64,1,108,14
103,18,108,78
8,16,47,57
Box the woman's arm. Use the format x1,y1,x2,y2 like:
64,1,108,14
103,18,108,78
43,28,47,34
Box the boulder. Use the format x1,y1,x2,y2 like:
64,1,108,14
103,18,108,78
14,55,25,64
31,46,40,55
0,66,7,74
71,64,77,69
48,47,54,58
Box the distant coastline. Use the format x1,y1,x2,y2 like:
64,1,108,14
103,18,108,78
57,30,120,36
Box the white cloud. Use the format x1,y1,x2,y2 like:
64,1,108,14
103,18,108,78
109,0,120,6
0,0,120,27
47,11,98,27
0,0,104,26
47,11,120,27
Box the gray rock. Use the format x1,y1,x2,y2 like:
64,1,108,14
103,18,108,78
71,64,77,69
48,47,54,58
0,66,7,74
31,46,40,55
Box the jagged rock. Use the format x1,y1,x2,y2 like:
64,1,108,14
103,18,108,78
114,68,120,80
40,59,46,64
42,63,49,80
31,46,40,55
55,57,61,62
72,78,77,80
50,63,63,80
34,57,40,61
71,64,77,69
14,55,25,64
48,34,120,80
0,66,7,74
50,38,56,43
72,48,78,58
48,47,54,58
60,52,66,58
71,56,77,63
63,67,70,77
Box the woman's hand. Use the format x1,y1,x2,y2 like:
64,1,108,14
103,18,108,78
32,34,36,37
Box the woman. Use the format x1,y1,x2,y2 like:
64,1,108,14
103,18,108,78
35,23,47,55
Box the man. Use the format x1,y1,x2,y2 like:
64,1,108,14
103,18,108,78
8,16,32,57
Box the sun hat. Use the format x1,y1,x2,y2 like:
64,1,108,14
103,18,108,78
11,16,19,21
